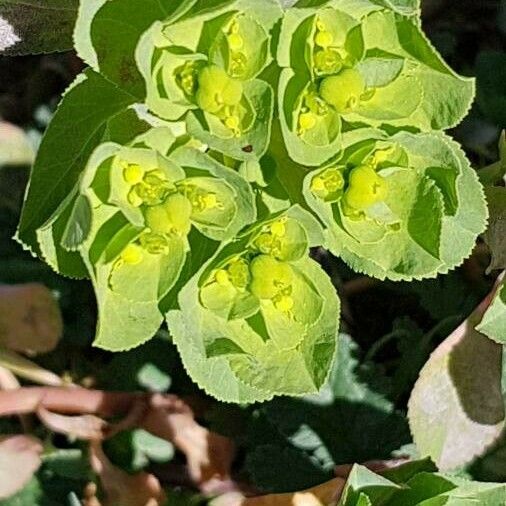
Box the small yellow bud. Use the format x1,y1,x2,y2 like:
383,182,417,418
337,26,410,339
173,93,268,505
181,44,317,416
315,30,333,48
215,269,231,286
123,164,144,185
121,244,143,265
225,115,240,131
275,295,294,312
127,187,143,207
202,193,218,209
270,221,286,237
299,112,317,132
311,177,326,192
228,33,244,51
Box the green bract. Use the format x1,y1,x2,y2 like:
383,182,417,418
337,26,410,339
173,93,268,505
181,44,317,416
303,130,488,280
168,206,339,402
17,0,490,402
136,0,282,160
277,0,474,166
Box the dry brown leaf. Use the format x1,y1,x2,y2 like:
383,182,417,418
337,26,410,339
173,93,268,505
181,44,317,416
89,440,166,506
0,283,63,354
0,435,43,499
141,394,236,494
37,405,108,440
0,348,63,386
212,478,346,506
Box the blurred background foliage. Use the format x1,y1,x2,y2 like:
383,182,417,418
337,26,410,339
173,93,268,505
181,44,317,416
0,0,505,504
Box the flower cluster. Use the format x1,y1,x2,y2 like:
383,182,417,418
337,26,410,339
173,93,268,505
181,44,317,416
19,0,487,401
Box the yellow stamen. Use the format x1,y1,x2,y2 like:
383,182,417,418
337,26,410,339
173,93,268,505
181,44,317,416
228,33,244,51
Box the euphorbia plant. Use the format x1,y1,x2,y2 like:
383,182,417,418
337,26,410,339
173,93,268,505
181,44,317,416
17,0,488,402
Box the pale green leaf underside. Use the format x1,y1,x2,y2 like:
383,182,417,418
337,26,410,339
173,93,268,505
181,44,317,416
477,279,506,344
408,296,505,471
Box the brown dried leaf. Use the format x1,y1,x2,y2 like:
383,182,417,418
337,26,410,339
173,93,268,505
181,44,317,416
38,406,108,440
212,478,346,506
0,435,43,499
89,441,165,506
0,348,63,386
0,283,63,354
141,394,236,494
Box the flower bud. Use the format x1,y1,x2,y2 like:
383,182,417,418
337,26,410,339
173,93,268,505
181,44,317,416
311,167,345,202
342,165,388,215
121,243,144,265
319,68,365,113
144,193,192,236
250,255,293,301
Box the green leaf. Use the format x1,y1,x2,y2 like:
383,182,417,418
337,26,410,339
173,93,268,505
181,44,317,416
483,187,506,273
87,0,177,96
370,0,420,16
407,176,444,259
17,69,135,259
278,68,342,166
60,194,92,251
338,465,400,506
408,289,506,471
477,279,506,344
0,0,78,55
250,334,410,490
356,55,404,88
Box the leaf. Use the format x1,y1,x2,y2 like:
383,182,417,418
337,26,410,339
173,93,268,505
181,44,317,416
37,406,107,440
0,0,78,55
0,121,34,166
0,283,62,354
483,187,506,273
141,394,236,493
370,0,420,16
60,194,92,251
477,278,506,344
17,69,135,259
0,435,43,500
0,348,63,386
408,285,506,471
89,441,166,506
363,12,475,130
356,56,404,88
211,477,346,506
86,0,177,96
339,464,401,505
248,335,410,491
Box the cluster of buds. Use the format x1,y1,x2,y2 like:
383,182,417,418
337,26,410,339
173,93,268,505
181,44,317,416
310,145,392,220
200,216,310,319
